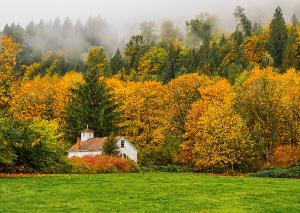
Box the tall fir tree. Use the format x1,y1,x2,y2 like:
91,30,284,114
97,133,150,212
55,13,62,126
162,42,181,83
268,7,288,69
291,13,299,26
234,6,252,37
109,49,124,75
86,47,107,76
283,16,299,70
125,35,149,72
64,62,119,143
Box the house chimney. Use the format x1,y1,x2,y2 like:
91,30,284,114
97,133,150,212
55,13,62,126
77,137,81,149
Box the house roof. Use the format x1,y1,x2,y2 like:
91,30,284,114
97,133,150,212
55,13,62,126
68,136,123,152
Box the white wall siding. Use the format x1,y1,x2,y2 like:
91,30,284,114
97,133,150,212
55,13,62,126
81,132,94,141
68,151,102,158
117,138,138,162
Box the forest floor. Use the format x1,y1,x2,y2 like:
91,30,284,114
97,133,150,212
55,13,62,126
0,172,299,212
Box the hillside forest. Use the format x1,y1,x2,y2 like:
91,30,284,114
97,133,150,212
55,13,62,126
0,6,300,173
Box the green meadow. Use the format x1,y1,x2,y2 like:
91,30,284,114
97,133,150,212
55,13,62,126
1,173,299,213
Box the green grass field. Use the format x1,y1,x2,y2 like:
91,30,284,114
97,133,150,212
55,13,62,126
0,173,299,213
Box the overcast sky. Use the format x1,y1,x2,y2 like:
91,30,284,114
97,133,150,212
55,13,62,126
1,0,300,33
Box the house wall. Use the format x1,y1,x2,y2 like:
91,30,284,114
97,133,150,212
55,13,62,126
117,138,138,162
68,151,102,158
81,132,94,141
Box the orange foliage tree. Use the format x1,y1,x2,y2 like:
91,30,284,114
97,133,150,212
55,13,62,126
242,34,268,64
270,144,300,168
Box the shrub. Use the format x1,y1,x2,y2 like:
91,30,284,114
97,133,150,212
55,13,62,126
102,134,120,156
251,165,300,178
270,145,300,168
0,116,70,174
70,155,137,174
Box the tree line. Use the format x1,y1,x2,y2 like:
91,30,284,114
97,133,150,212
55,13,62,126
2,7,299,83
0,6,299,173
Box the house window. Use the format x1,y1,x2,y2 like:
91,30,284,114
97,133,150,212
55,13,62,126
122,153,127,158
121,140,125,148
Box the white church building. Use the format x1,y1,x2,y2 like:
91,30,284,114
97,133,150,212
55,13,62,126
67,128,138,162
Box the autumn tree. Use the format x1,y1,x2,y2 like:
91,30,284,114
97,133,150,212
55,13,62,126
165,73,210,137
10,71,83,124
180,79,255,171
242,34,268,64
0,36,21,110
163,74,211,163
138,47,167,78
115,81,167,165
236,67,300,165
0,115,68,173
86,46,107,76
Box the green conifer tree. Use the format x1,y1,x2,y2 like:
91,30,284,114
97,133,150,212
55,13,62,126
102,133,119,156
109,49,124,75
64,61,119,142
268,7,288,69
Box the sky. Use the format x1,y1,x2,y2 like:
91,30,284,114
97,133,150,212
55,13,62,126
1,0,300,35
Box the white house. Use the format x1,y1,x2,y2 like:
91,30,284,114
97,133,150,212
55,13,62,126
67,128,138,162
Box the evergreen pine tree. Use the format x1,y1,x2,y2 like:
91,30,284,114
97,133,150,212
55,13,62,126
283,21,298,70
268,7,288,69
102,133,119,156
291,13,299,26
86,47,107,76
234,6,252,37
109,49,124,75
64,62,119,142
162,43,181,83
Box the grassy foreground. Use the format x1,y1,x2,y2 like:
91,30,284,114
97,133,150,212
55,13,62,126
0,173,299,213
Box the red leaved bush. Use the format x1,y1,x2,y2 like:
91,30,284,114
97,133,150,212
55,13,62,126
70,155,138,173
270,145,300,168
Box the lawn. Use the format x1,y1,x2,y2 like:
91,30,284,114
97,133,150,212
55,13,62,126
0,173,299,213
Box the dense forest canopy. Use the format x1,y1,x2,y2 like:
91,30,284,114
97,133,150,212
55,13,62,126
0,5,300,173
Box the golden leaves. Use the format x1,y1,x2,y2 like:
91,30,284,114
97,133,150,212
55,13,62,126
10,71,83,124
0,35,21,108
181,78,255,170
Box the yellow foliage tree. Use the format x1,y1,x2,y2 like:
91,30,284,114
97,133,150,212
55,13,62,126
242,34,268,64
236,67,300,163
10,71,83,124
110,81,167,164
138,48,167,77
0,36,21,109
165,73,211,137
180,79,255,171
